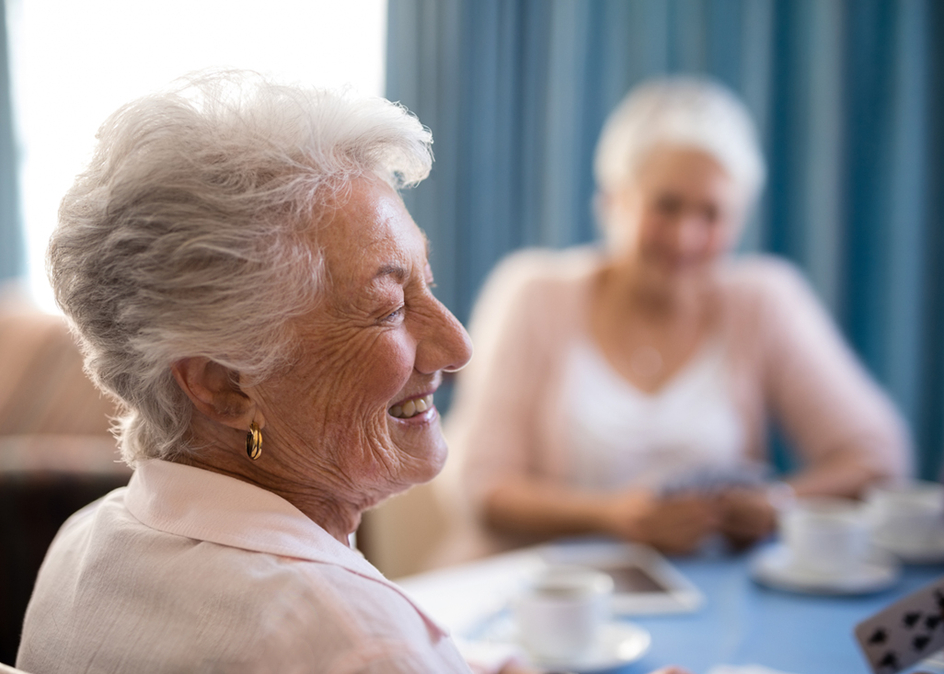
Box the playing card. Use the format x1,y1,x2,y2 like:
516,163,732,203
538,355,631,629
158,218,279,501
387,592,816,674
855,575,944,673
658,462,768,497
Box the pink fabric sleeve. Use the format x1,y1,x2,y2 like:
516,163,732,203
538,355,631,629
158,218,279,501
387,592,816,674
753,260,912,481
448,252,563,511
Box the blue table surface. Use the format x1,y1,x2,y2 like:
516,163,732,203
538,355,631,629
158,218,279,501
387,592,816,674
619,548,944,674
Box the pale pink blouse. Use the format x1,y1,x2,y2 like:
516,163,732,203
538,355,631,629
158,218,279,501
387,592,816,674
18,460,476,673
445,247,911,557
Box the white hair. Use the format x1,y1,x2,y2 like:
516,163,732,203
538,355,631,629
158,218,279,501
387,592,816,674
49,69,433,465
594,76,766,206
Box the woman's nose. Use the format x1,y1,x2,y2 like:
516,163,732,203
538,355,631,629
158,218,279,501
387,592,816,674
416,299,473,374
672,216,711,254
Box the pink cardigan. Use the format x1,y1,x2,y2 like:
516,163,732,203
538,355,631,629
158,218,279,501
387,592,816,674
444,247,911,557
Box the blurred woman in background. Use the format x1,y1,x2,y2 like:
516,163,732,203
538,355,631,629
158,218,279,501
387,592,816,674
446,77,910,559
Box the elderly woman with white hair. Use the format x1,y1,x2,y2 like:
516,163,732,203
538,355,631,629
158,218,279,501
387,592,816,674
446,77,910,559
15,71,594,674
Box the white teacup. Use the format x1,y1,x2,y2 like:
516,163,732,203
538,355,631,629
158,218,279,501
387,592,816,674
868,481,944,550
780,497,870,577
513,564,614,661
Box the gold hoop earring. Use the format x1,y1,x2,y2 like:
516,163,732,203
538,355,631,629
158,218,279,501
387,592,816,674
246,421,262,461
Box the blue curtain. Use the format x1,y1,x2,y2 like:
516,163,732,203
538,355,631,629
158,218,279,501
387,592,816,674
386,0,944,479
0,0,23,282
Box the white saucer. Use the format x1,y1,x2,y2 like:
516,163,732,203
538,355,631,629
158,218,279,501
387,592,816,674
872,530,944,564
523,621,652,673
750,543,900,595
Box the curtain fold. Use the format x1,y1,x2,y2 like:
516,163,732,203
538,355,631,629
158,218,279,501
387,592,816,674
387,0,944,478
0,0,23,283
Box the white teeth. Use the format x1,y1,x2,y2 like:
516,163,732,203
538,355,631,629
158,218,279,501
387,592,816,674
389,394,434,419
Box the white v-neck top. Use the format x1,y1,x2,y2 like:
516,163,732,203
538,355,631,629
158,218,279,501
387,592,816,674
18,460,474,674
560,338,745,491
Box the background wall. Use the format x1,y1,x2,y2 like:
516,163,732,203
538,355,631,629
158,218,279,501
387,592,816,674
386,0,944,479
1,0,386,312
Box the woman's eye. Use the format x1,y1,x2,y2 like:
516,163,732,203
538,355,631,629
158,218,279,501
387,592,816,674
657,196,682,215
383,306,404,323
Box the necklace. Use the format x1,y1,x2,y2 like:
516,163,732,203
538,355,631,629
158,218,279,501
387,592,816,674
630,345,663,379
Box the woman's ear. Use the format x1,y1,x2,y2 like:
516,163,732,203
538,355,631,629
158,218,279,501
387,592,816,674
171,357,257,431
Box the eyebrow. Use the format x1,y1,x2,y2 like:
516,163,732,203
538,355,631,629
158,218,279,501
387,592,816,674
372,233,431,282
374,263,408,282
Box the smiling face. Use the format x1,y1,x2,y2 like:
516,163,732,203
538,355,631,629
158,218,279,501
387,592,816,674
604,146,746,287
249,176,472,511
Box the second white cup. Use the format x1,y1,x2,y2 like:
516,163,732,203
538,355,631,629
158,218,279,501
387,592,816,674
868,480,944,550
513,564,614,662
780,497,870,577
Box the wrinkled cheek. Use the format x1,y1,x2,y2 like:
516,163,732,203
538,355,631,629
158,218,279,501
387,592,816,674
321,407,394,483
312,338,420,488
351,342,415,402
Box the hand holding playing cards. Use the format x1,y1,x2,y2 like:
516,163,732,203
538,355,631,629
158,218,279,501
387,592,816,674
855,576,944,673
715,487,778,550
600,489,720,555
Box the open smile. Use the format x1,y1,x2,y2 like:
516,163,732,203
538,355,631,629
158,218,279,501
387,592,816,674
388,393,435,420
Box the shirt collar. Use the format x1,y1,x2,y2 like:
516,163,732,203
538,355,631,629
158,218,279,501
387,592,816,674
124,459,447,635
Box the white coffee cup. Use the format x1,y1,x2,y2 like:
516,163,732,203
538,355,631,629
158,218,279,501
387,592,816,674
780,497,870,577
513,564,614,661
868,481,944,550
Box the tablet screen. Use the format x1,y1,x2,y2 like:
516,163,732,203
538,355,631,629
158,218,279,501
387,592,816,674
538,541,704,613
600,563,672,594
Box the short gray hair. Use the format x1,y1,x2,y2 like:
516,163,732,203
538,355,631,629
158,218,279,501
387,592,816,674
594,76,765,205
49,70,433,465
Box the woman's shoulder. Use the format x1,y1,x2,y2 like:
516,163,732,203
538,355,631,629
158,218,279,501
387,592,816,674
475,245,602,313
463,246,602,364
717,254,838,354
487,245,603,288
719,253,818,307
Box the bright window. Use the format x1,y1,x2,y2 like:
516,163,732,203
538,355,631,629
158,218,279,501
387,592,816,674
6,0,387,311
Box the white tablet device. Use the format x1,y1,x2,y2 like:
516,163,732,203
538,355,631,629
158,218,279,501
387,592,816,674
539,540,705,615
